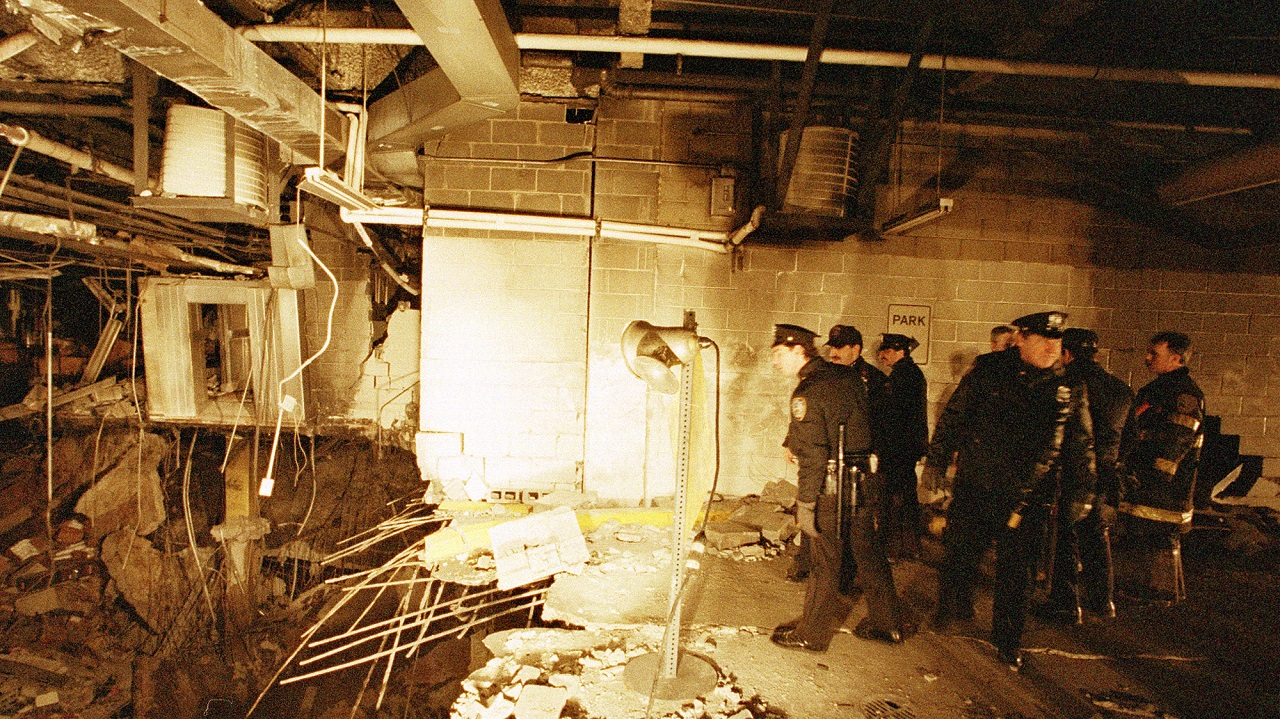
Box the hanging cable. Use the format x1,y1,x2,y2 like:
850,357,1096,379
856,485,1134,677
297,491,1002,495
259,231,338,496
181,429,218,624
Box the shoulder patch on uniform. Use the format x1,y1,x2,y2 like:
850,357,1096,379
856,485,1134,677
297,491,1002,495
791,397,807,421
1176,393,1200,414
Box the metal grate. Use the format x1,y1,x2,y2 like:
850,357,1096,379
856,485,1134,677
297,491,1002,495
863,695,916,719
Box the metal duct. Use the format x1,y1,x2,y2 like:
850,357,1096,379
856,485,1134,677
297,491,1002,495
1157,140,1280,206
366,0,520,187
11,0,345,166
778,126,858,217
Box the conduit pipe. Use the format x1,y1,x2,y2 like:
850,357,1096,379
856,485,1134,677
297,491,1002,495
0,101,126,118
238,27,1280,91
0,31,38,63
0,123,156,190
339,206,730,252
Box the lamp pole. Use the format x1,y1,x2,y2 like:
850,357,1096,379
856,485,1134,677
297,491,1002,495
619,313,718,700
662,316,696,680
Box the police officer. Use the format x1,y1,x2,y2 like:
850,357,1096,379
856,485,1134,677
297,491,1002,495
827,324,888,400
1117,331,1205,602
769,324,908,650
876,333,929,560
783,324,887,583
921,311,1096,669
1039,328,1133,622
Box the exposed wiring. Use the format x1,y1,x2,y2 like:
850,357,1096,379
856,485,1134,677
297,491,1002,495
296,433,318,538
261,230,338,494
181,429,218,624
42,244,55,587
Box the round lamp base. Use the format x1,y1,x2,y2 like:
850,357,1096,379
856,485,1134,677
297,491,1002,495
622,651,718,700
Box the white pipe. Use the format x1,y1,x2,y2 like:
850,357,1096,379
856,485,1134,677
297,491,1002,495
237,26,1280,91
600,220,729,241
0,123,156,190
239,26,422,45
599,227,728,253
339,206,729,251
0,31,38,63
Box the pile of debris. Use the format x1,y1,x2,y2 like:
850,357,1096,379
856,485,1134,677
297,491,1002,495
0,377,140,424
0,429,227,717
0,522,144,718
701,481,799,561
451,627,776,719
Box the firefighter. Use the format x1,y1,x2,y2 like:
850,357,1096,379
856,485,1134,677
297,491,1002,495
1117,330,1204,603
1036,328,1133,622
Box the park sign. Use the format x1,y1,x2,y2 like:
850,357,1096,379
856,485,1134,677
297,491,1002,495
886,304,931,364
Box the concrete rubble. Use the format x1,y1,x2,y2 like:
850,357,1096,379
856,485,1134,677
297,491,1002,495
451,627,776,719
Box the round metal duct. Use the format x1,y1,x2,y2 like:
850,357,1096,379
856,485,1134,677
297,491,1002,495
161,105,268,211
779,125,858,217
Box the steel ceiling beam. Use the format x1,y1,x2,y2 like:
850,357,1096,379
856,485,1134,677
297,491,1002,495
10,0,345,167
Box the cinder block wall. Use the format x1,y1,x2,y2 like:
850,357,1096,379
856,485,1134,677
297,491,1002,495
417,228,590,495
413,99,1280,502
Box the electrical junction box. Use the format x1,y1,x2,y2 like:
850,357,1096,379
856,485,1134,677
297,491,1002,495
711,176,736,216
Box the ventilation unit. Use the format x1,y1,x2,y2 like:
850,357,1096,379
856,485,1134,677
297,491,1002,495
132,106,271,226
778,126,859,218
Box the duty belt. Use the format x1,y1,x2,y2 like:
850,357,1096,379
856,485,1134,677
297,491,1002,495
822,452,874,494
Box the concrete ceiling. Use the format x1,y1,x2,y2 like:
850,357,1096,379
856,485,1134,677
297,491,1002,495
0,0,1277,249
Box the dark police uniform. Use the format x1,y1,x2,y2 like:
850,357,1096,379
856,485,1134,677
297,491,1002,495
877,333,929,559
923,312,1096,666
1117,362,1204,599
770,325,906,650
1045,330,1133,619
789,326,888,583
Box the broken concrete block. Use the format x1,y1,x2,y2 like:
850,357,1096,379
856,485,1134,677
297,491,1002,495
703,521,760,550
488,506,589,590
75,432,167,538
102,529,212,633
14,578,99,616
758,513,797,544
547,673,579,697
760,480,799,508
7,535,50,564
0,649,69,685
739,544,766,558
512,664,541,684
54,519,85,547
728,502,784,530
514,684,568,719
480,695,515,719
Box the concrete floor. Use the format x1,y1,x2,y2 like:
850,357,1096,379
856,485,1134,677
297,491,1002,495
625,531,1280,719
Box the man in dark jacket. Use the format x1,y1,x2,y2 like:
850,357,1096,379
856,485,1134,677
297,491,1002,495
788,324,887,582
1039,328,1133,622
769,324,908,650
876,333,930,560
1117,330,1205,602
921,311,1097,669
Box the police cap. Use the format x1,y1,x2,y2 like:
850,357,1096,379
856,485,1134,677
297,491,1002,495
825,324,863,348
879,333,919,353
772,323,817,348
1011,311,1068,339
1063,327,1099,357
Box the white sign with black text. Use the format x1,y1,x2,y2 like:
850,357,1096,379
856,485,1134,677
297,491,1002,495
886,304,931,365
